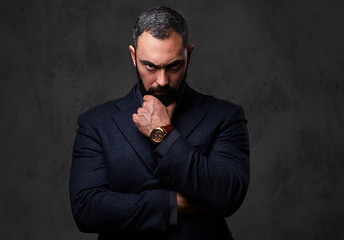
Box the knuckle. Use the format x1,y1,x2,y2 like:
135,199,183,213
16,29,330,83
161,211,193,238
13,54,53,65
144,95,152,101
152,98,160,105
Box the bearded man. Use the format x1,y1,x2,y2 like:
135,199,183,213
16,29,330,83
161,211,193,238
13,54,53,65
69,6,250,240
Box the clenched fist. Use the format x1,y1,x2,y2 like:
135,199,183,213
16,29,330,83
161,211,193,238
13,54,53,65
132,95,176,137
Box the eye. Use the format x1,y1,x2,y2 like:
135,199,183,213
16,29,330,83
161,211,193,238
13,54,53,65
146,64,156,71
168,62,183,71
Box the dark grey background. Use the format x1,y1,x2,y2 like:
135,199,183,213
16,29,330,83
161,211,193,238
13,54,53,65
1,0,343,239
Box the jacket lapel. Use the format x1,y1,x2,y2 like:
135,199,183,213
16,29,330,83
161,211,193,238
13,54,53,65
111,86,157,173
173,85,209,139
110,84,209,172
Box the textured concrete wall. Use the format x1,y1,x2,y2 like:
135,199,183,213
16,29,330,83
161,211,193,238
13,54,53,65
1,0,343,239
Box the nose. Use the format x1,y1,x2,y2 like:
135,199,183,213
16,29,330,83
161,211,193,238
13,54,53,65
156,69,169,87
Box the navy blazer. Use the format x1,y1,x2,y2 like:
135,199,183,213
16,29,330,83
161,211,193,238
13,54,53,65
69,84,250,239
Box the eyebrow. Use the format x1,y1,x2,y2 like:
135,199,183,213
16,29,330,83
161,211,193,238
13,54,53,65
139,59,185,68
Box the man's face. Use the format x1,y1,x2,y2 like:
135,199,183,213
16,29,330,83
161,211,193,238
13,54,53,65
129,31,193,106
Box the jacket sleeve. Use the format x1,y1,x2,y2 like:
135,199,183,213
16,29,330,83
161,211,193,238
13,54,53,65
153,105,250,217
69,114,170,233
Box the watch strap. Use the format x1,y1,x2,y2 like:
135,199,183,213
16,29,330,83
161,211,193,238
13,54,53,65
161,124,174,135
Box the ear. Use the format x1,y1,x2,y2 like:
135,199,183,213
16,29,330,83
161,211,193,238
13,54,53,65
129,45,136,67
187,44,194,64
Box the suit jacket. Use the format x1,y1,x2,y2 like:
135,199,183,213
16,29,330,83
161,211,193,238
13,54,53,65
69,84,250,239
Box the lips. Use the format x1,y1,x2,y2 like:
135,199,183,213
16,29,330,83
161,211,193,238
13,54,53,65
154,91,167,95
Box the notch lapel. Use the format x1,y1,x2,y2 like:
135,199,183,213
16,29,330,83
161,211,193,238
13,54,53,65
110,84,209,173
173,85,209,139
111,87,157,173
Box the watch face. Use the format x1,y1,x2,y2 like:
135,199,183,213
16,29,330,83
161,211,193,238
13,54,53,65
150,128,165,143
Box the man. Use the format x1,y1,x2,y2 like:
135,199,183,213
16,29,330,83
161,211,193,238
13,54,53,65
70,6,249,240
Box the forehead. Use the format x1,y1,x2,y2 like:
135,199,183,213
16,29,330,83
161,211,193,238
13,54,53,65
136,31,186,63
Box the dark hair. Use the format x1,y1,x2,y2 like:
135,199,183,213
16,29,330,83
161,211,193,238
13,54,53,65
132,6,189,48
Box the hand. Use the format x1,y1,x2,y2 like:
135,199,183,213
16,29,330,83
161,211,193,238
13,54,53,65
132,95,176,137
177,192,208,215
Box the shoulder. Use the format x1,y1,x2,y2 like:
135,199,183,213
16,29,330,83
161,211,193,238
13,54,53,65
78,87,135,123
75,100,117,128
188,86,246,119
82,99,118,117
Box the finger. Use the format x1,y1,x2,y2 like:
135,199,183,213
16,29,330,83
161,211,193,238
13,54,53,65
143,95,155,101
142,96,161,110
141,101,149,109
137,107,144,115
166,101,177,118
132,113,139,122
167,101,177,110
143,95,163,106
132,113,144,123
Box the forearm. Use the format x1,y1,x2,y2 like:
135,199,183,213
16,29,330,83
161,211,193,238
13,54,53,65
154,138,248,216
153,108,250,217
70,169,171,232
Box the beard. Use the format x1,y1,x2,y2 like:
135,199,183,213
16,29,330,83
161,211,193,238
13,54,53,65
136,66,187,107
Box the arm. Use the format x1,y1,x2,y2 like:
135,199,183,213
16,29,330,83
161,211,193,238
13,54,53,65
154,105,250,217
69,114,171,233
133,95,249,217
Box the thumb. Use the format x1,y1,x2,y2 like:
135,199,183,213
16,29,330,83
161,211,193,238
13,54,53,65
166,101,177,118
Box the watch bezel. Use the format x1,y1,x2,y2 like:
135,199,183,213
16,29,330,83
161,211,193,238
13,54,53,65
150,127,166,143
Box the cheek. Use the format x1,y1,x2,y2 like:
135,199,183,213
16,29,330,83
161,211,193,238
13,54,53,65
138,67,155,89
169,70,186,88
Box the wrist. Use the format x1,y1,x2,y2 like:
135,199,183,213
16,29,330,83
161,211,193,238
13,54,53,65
150,124,174,144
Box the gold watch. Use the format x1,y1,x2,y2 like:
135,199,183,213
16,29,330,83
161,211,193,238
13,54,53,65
150,124,174,144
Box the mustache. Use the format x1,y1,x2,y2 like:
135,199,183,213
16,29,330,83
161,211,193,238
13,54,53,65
147,85,178,107
135,66,177,106
147,85,175,95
